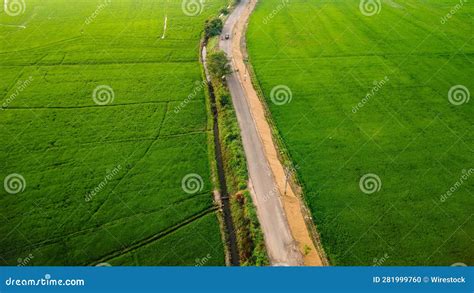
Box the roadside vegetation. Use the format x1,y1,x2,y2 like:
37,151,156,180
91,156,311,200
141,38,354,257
247,0,473,265
208,51,232,79
205,35,269,265
204,18,224,38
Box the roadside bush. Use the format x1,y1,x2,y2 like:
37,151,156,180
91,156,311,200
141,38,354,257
208,51,232,80
204,18,223,38
217,87,231,107
220,7,229,15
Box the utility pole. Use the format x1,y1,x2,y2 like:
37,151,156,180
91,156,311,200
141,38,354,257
284,166,291,196
244,58,249,81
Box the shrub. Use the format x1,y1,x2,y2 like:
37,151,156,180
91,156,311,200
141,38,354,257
207,51,232,80
204,18,223,38
220,7,229,15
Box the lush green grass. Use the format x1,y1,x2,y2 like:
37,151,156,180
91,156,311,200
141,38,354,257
0,0,227,265
248,0,473,265
108,212,225,266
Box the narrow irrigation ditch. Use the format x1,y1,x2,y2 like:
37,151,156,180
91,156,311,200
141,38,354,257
201,44,240,266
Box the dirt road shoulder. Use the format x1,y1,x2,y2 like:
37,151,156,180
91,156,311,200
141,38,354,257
230,0,327,266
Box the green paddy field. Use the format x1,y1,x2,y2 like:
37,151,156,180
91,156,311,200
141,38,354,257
247,0,473,265
0,0,226,265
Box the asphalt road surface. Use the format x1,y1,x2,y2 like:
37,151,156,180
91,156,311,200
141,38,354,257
220,0,304,266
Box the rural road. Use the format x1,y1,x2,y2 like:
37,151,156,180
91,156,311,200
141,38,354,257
220,0,314,266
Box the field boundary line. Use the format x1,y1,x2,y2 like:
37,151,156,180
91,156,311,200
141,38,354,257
1,67,25,100
9,131,209,154
240,51,474,62
0,36,82,55
0,59,201,67
87,102,168,220
4,99,208,110
89,206,218,266
2,191,211,256
3,101,170,110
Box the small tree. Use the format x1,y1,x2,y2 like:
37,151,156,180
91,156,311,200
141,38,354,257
208,51,232,80
220,7,229,15
204,18,223,38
